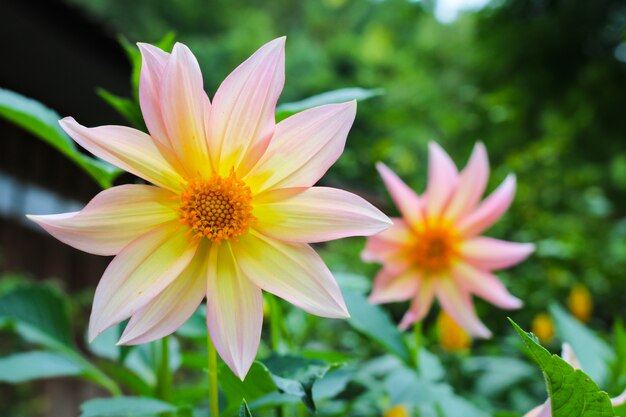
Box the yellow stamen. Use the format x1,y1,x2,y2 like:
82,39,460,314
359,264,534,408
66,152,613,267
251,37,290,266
412,223,459,274
178,170,255,244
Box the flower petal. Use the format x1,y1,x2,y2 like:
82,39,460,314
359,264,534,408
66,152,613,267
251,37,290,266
361,218,415,271
451,261,522,310
524,402,551,417
27,184,178,256
444,142,489,221
460,237,534,270
60,117,185,192
435,277,491,338
88,222,198,341
456,174,516,237
118,242,209,345
245,101,356,194
210,37,285,176
253,186,391,243
206,242,263,379
234,230,349,318
425,142,459,217
561,343,582,369
398,277,436,330
160,43,211,176
376,162,424,227
369,267,420,304
137,42,171,148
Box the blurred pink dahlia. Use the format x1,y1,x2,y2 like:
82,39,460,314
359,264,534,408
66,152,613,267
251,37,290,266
363,142,534,338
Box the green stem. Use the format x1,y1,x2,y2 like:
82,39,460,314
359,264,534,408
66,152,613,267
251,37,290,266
59,345,121,396
208,332,220,417
268,295,283,351
156,337,172,401
268,296,288,417
413,320,423,371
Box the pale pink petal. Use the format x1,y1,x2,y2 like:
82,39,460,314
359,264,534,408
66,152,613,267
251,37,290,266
456,174,516,237
27,185,178,256
398,277,436,330
444,142,489,221
460,237,534,270
369,268,420,304
137,42,171,148
435,277,491,338
245,101,356,194
87,222,198,341
361,218,415,268
160,43,211,176
117,242,209,345
451,262,522,310
206,242,263,379
425,142,459,217
561,343,581,370
234,230,349,319
253,187,391,243
376,162,424,228
210,37,285,176
60,117,185,192
524,402,551,417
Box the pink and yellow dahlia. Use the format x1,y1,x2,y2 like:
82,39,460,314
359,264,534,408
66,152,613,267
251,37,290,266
363,142,534,338
28,37,391,378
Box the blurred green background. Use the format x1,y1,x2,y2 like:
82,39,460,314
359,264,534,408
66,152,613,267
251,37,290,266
62,0,626,328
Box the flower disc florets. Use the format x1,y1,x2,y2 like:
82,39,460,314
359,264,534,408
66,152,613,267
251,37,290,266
179,170,255,243
413,224,459,274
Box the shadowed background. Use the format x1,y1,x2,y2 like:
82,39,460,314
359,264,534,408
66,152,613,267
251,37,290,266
1,0,626,415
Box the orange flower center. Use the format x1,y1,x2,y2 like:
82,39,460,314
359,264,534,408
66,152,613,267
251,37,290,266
178,171,255,244
412,224,459,274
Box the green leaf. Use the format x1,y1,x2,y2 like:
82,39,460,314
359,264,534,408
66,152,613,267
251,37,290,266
385,366,488,417
275,87,384,121
218,361,278,414
341,286,412,364
510,319,615,417
96,88,145,130
0,284,122,395
0,88,122,188
0,284,73,349
463,356,537,397
79,397,177,417
98,361,152,397
239,400,253,417
264,355,339,412
0,351,84,383
550,303,615,385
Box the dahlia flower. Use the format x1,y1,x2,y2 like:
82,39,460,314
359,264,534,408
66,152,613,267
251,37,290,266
363,142,533,337
28,37,391,378
525,344,626,417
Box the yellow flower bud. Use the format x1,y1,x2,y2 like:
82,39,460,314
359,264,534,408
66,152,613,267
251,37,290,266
437,310,471,352
384,405,410,417
568,283,592,323
531,313,554,344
